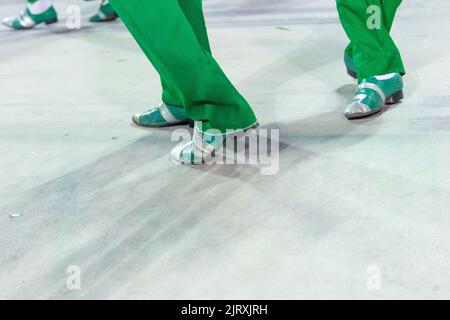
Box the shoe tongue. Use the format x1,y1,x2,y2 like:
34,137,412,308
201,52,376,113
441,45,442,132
27,3,52,15
193,126,224,153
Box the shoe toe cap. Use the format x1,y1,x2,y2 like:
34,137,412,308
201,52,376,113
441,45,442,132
132,113,141,125
2,17,14,27
345,102,372,118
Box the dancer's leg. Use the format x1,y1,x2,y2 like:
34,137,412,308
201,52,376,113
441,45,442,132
110,0,257,132
382,0,402,33
336,0,405,119
344,0,402,78
337,0,405,80
160,0,212,106
125,0,211,125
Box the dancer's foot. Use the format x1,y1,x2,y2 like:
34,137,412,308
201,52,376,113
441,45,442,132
344,73,404,119
2,6,57,30
132,103,191,127
171,122,259,165
90,0,118,23
344,52,357,80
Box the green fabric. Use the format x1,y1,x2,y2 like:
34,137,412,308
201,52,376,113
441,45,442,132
109,0,257,133
337,0,405,81
344,51,357,77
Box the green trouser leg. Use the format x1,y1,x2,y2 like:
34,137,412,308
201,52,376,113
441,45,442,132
338,0,405,81
344,0,402,59
161,0,212,108
382,0,402,32
110,1,207,108
109,0,257,133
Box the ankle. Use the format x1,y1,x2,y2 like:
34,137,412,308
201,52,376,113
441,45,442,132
28,0,52,15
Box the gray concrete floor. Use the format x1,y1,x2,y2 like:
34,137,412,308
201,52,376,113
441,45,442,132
1,0,450,299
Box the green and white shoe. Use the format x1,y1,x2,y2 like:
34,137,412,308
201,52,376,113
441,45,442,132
344,52,357,80
90,0,118,23
171,122,259,165
132,103,191,127
345,73,404,120
2,6,57,30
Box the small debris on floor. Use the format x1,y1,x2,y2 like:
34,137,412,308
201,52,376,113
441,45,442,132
276,26,291,31
9,212,22,219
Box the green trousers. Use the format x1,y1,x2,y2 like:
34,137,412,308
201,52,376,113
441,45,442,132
109,0,257,132
337,0,405,80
